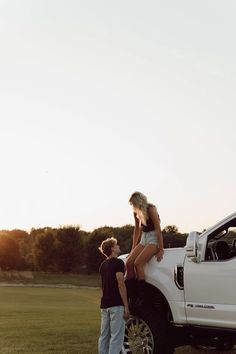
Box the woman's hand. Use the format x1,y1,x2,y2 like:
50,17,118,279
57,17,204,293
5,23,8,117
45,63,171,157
155,249,164,262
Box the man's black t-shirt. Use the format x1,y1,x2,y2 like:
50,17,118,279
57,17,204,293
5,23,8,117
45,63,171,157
99,257,125,309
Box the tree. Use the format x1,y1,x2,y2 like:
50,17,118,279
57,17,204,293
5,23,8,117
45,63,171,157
0,236,21,270
8,229,31,269
54,226,84,272
162,225,187,248
32,231,56,271
163,225,179,234
112,225,133,254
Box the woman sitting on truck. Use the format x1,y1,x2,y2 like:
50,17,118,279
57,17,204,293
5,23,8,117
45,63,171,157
125,191,164,296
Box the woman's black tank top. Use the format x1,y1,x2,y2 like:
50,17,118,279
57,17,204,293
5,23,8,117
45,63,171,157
134,204,156,232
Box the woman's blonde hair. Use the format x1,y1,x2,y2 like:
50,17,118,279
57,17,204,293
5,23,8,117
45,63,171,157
129,191,149,221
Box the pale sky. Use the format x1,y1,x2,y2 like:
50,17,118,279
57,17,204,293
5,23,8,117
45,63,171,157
0,0,235,233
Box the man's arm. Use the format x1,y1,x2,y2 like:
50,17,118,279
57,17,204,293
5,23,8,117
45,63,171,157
116,272,129,320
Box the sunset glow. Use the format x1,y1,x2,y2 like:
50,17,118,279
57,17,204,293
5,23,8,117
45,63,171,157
0,1,236,233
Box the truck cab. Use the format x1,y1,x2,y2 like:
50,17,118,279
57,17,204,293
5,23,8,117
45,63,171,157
121,212,236,353
185,212,236,329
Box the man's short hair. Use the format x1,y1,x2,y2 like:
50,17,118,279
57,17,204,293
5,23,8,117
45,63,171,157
98,237,117,257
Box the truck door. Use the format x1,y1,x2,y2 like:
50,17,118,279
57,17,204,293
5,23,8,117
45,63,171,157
184,221,236,329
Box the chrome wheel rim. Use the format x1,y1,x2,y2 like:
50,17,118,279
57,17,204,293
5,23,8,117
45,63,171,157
122,315,154,353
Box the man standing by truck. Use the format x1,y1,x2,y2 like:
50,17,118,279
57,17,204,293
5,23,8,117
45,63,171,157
98,237,129,354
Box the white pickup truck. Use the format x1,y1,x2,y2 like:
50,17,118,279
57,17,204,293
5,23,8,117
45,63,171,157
121,212,236,354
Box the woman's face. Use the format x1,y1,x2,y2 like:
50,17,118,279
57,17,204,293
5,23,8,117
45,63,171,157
132,204,139,213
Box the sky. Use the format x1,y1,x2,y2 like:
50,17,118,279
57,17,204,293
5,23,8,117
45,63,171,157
0,0,236,234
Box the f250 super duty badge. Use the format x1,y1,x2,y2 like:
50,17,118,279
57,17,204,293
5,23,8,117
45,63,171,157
186,303,215,309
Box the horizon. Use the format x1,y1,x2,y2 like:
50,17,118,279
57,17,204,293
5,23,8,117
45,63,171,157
1,211,235,235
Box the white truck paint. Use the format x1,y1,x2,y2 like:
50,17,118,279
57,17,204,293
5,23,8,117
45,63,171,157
121,212,236,352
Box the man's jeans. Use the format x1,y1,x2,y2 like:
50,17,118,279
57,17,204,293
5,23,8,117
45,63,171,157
98,306,125,354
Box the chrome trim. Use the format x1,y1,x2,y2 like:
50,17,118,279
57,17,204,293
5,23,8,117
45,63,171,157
174,263,184,290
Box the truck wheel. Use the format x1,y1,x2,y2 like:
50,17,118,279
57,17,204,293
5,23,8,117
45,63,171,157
122,307,174,354
121,315,154,353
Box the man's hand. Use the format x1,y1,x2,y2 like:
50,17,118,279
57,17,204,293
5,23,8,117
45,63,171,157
155,249,164,262
116,272,130,320
124,306,130,320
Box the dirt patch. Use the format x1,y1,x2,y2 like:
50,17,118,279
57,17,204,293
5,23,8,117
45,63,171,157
0,270,34,280
0,283,99,289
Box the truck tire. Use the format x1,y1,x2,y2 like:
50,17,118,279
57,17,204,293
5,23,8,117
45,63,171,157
122,306,174,354
124,279,174,353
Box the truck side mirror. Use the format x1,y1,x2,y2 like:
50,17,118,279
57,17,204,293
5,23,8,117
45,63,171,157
186,231,199,258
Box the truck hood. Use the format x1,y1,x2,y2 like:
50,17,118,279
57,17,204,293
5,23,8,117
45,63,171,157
120,247,185,266
120,247,186,302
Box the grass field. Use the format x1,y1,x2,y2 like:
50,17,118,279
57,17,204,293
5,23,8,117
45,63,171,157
0,274,235,353
0,286,100,354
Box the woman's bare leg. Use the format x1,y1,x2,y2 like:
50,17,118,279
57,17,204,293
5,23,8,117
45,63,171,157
125,244,145,279
134,244,159,280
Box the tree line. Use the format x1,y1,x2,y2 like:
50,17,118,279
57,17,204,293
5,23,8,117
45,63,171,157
0,225,188,273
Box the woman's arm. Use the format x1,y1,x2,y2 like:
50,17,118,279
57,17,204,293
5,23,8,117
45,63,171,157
149,206,164,261
131,212,141,250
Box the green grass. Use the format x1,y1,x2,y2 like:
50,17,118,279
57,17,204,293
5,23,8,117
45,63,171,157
0,287,101,354
0,285,235,353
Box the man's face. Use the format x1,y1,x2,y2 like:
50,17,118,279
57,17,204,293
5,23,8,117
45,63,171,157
113,244,121,256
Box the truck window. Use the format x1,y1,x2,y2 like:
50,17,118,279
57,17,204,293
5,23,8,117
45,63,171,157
205,223,236,261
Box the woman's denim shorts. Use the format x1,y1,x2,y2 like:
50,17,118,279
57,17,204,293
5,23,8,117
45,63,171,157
139,230,159,247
